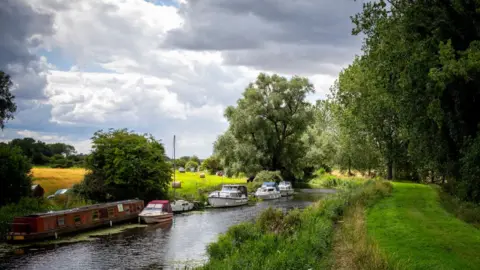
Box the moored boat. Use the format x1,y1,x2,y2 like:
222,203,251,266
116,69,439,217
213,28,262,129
139,200,173,224
208,185,248,208
278,181,294,197
255,185,281,200
7,199,144,243
170,200,194,213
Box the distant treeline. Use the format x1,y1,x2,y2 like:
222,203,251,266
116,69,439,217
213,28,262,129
1,138,86,168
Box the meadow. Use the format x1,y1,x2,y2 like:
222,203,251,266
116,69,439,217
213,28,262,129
31,167,247,197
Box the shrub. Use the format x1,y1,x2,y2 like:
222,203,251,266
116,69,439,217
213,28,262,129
254,170,283,183
0,145,32,206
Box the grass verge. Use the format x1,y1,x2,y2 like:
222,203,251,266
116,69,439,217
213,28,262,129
367,182,480,270
198,179,392,270
437,186,480,228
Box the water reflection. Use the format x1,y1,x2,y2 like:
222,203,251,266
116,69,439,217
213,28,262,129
0,191,330,269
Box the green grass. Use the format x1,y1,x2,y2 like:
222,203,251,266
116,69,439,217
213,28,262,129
169,171,247,201
308,173,365,189
199,180,393,269
367,182,480,270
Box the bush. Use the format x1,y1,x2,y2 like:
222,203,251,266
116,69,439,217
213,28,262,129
254,170,283,183
0,145,33,206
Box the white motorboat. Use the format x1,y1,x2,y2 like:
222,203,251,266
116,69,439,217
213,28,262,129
208,185,248,208
170,199,194,213
278,181,294,197
255,186,281,200
139,200,173,224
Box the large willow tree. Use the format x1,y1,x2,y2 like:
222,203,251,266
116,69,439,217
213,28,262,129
214,73,314,180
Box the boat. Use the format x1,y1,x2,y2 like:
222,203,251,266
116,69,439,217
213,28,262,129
7,199,144,242
255,186,281,200
139,200,173,224
170,199,194,213
278,181,294,197
207,185,248,208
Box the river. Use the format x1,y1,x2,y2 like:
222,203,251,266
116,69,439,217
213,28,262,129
0,190,332,270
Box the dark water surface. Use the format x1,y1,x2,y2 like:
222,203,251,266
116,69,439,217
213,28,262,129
0,191,331,270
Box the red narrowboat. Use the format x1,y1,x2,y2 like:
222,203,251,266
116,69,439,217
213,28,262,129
7,199,144,242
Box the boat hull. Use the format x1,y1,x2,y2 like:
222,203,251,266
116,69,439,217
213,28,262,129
171,202,194,213
280,189,294,196
255,192,281,200
208,197,248,208
140,213,173,224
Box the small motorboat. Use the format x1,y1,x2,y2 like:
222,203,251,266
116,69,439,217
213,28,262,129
255,183,281,200
139,200,173,224
208,185,248,208
278,181,294,197
170,200,194,213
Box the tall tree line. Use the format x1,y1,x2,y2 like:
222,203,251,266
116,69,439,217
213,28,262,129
332,0,480,202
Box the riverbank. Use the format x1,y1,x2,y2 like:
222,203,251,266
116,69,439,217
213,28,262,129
199,179,392,269
367,182,480,269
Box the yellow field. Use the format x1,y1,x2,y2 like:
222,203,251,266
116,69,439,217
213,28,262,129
31,167,87,195
31,168,246,197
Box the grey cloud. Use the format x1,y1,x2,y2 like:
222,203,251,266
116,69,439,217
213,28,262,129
0,0,55,101
164,0,364,74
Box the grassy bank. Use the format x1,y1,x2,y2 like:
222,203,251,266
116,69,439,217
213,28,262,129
199,179,392,269
367,182,480,269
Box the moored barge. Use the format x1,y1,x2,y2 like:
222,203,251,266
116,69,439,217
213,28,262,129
7,199,144,242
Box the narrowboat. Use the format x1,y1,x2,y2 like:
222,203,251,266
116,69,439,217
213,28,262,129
139,200,173,224
7,199,144,242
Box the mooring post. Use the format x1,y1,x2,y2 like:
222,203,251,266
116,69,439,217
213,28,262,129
110,220,112,227
55,232,58,239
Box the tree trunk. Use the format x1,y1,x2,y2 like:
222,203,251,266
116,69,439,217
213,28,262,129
348,158,352,175
442,174,446,184
387,161,393,180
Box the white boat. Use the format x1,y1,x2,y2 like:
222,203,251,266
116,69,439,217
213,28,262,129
170,200,194,213
208,185,248,208
278,181,294,197
139,200,173,224
255,186,281,200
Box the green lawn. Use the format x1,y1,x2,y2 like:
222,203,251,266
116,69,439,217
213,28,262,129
170,171,246,199
368,182,480,270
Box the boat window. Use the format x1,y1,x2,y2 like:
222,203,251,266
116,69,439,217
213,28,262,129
146,204,164,210
92,210,99,221
74,215,81,224
108,208,115,218
57,217,65,226
124,205,130,213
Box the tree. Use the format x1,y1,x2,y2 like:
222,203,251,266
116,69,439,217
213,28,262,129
176,156,190,168
214,73,314,180
0,145,32,206
0,71,16,129
73,129,171,202
200,156,222,174
189,155,201,164
185,160,199,171
48,143,76,157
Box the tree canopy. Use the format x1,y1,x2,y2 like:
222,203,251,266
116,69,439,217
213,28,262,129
73,129,171,202
214,73,314,180
0,144,32,206
0,71,16,130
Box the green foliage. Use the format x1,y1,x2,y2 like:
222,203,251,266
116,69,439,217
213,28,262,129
309,174,363,190
214,73,314,181
7,138,80,166
199,156,222,174
185,160,199,171
0,71,16,129
0,145,32,206
73,129,171,202
200,180,392,269
253,170,283,183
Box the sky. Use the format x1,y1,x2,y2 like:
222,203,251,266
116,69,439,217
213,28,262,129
0,0,364,158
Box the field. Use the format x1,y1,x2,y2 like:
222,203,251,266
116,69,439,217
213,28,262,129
32,167,87,195
368,182,480,269
31,168,246,197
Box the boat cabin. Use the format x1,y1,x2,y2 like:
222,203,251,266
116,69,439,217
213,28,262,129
143,200,173,213
215,185,248,198
262,182,279,190
7,199,144,242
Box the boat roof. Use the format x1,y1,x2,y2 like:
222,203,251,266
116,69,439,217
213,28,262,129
147,200,169,204
262,182,277,186
20,199,143,218
222,184,246,187
279,181,292,184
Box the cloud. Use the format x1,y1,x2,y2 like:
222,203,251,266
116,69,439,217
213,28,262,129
164,0,364,75
2,0,361,158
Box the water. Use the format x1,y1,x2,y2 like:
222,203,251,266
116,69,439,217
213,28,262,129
0,191,331,270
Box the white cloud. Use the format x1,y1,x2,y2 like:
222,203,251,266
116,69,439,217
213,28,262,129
3,0,357,158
